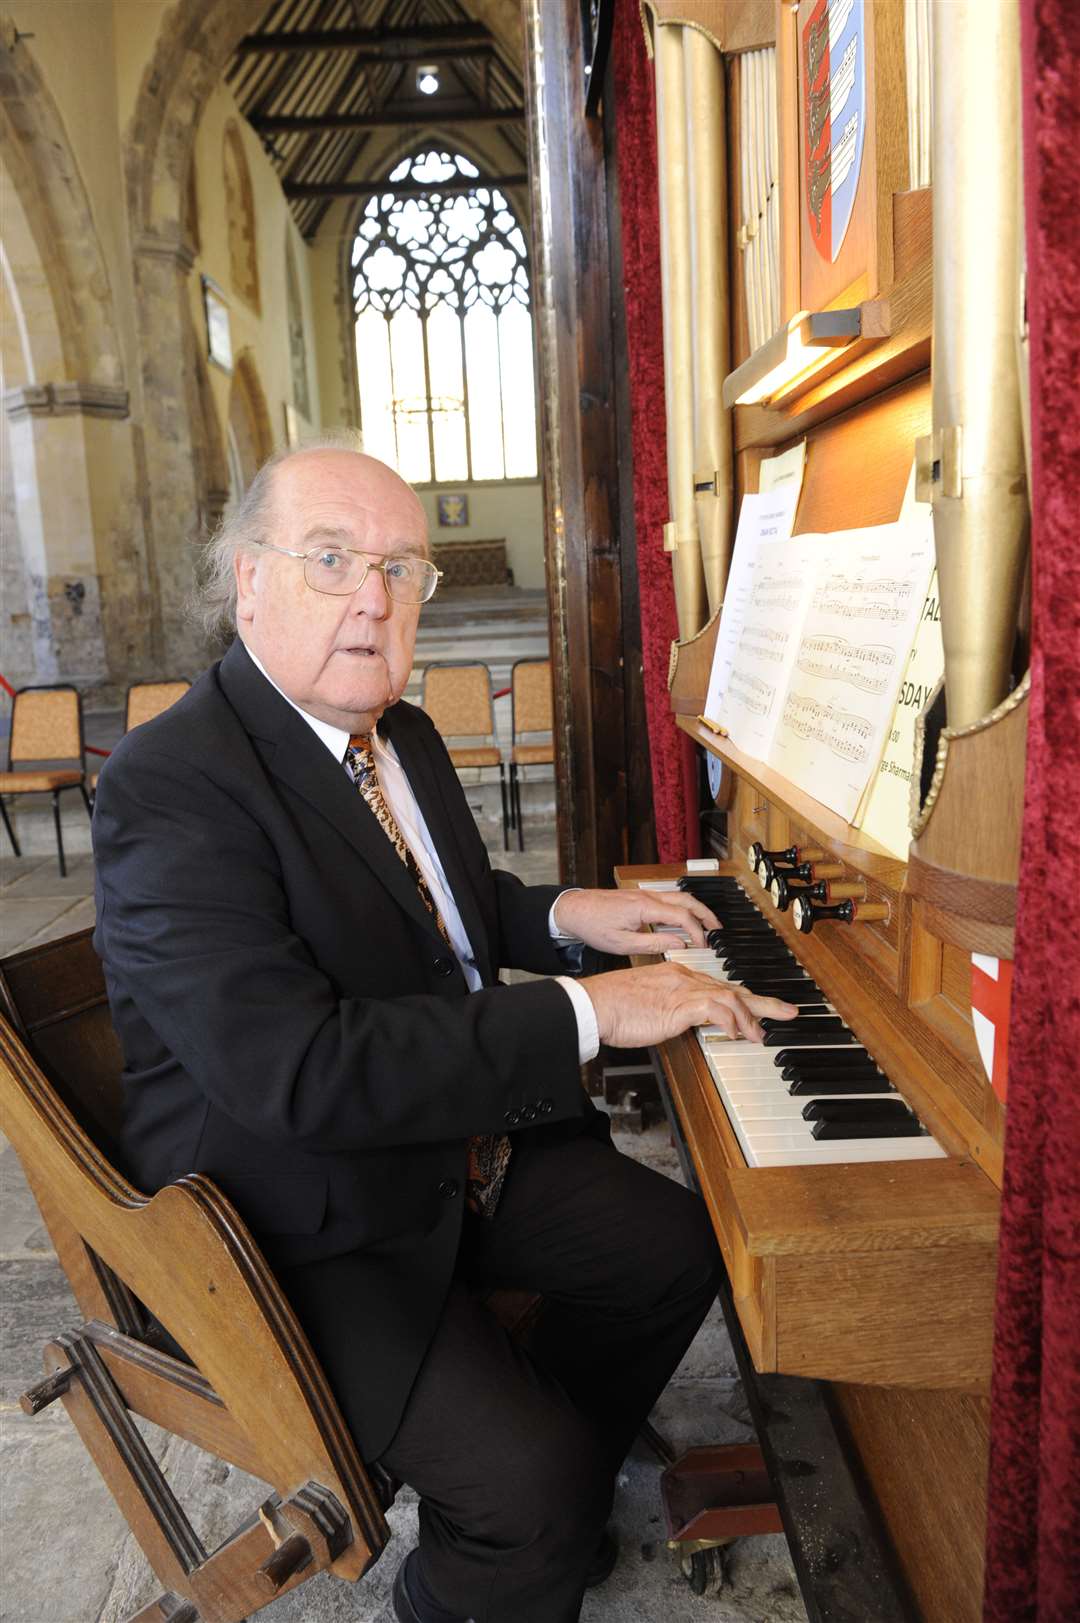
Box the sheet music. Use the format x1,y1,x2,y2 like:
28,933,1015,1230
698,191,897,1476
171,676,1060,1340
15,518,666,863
703,488,803,753
769,522,936,820
757,440,807,497
857,561,944,854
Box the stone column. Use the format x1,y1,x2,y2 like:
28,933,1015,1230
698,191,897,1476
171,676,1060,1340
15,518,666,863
2,382,133,685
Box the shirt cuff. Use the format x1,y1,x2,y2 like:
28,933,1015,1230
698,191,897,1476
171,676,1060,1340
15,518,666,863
548,887,584,943
555,975,601,1065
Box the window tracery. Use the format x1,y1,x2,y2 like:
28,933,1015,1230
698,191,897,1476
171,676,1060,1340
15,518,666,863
351,150,538,484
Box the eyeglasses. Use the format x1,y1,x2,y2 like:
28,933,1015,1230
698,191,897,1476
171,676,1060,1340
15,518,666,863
257,542,443,604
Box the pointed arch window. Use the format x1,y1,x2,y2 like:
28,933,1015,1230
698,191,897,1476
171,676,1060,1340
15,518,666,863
351,150,538,484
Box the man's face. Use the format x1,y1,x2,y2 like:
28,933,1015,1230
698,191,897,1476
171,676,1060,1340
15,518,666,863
235,450,429,733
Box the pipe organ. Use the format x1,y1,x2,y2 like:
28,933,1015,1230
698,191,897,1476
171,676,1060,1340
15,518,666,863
628,2,1029,1617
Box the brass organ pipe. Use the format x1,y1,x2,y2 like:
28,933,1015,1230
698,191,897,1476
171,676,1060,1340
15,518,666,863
739,57,760,351
685,26,732,614
748,54,766,349
654,22,706,637
766,49,779,336
931,0,1028,727
743,55,759,349
754,52,771,338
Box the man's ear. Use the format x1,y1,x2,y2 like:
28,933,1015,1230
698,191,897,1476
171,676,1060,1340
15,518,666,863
235,549,259,624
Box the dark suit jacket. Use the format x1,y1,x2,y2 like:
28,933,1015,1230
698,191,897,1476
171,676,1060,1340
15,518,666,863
92,638,603,1457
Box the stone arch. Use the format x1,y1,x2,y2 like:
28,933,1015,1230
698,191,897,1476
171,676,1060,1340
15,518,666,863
122,0,267,669
120,0,523,667
0,152,108,686
223,119,260,314
285,230,311,422
228,351,274,491
0,18,124,388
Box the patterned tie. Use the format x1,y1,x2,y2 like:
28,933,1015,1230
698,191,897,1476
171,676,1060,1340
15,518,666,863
345,735,511,1218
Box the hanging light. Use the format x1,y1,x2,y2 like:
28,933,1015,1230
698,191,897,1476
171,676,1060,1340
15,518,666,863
416,64,440,96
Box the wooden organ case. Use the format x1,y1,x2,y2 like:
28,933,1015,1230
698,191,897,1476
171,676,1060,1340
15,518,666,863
625,4,1029,1619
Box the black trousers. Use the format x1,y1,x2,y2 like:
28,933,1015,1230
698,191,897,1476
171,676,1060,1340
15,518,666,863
291,1134,721,1623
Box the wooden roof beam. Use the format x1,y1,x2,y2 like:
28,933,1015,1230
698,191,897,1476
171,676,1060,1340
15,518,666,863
236,24,493,59
254,105,524,132
284,173,528,199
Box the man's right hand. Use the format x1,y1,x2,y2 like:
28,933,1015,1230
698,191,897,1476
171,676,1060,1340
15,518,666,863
580,962,799,1048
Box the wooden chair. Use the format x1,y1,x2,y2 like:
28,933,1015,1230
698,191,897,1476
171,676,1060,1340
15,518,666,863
88,680,191,800
508,660,555,853
0,928,391,1622
421,662,509,850
0,685,92,877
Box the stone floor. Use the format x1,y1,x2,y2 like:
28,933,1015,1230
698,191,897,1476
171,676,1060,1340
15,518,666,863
0,592,804,1622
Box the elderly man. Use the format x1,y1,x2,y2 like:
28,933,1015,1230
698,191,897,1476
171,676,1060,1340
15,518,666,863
92,445,794,1623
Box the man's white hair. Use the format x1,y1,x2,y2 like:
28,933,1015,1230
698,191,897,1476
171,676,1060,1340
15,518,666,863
196,430,368,641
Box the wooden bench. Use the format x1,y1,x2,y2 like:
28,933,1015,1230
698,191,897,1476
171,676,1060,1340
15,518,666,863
432,538,512,588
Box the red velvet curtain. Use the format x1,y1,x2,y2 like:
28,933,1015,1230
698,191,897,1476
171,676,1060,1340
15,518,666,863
984,4,1080,1617
610,0,698,862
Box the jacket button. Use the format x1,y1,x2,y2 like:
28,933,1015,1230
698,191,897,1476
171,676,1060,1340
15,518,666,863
538,1098,554,1115
438,1178,459,1199
433,957,455,977
521,1103,537,1122
504,1108,521,1126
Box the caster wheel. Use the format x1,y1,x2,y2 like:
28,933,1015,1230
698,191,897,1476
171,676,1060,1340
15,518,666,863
679,1545,726,1597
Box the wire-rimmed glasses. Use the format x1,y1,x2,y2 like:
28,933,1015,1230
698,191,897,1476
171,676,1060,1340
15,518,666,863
257,542,443,604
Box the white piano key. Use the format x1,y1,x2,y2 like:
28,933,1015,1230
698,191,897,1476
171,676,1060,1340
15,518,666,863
697,1021,945,1167
750,1140,947,1166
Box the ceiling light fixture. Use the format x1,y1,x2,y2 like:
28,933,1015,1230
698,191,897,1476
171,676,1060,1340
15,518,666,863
416,64,440,96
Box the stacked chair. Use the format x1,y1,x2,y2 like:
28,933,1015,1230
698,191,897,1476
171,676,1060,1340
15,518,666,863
88,680,191,800
508,659,555,853
420,662,510,849
0,685,92,877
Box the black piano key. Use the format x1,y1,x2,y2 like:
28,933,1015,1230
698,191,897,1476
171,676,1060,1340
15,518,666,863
719,949,799,967
761,1014,844,1033
745,995,829,1013
764,1027,859,1048
704,923,765,933
811,1117,924,1140
742,977,827,996
782,1061,885,1082
708,934,776,947
801,1099,911,1121
774,1046,871,1068
788,1074,894,1095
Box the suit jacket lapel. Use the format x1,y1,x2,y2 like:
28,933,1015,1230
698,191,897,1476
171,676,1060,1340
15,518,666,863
219,642,442,944
379,704,495,986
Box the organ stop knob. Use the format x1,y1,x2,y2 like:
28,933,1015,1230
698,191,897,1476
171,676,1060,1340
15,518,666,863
758,857,845,890
747,841,825,879
771,873,867,912
792,896,890,933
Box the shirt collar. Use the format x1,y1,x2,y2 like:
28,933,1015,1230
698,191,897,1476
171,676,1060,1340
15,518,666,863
244,645,353,761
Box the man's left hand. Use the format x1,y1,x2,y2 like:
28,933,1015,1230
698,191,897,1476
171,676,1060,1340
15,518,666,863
552,888,719,957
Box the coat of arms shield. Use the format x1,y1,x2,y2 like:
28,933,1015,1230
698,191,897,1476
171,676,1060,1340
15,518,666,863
802,0,866,265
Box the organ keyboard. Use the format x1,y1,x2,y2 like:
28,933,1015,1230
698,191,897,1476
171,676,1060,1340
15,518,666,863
661,875,947,1167
617,860,1000,1395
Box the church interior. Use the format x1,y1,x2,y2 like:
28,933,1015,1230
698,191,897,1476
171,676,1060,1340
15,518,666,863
1,1,1078,1620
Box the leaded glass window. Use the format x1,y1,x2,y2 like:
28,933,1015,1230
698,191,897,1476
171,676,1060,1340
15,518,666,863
351,150,538,484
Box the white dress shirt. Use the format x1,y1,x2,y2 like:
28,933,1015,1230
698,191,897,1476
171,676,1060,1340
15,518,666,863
245,649,600,1061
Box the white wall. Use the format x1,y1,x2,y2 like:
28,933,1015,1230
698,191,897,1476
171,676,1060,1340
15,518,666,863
416,481,545,590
